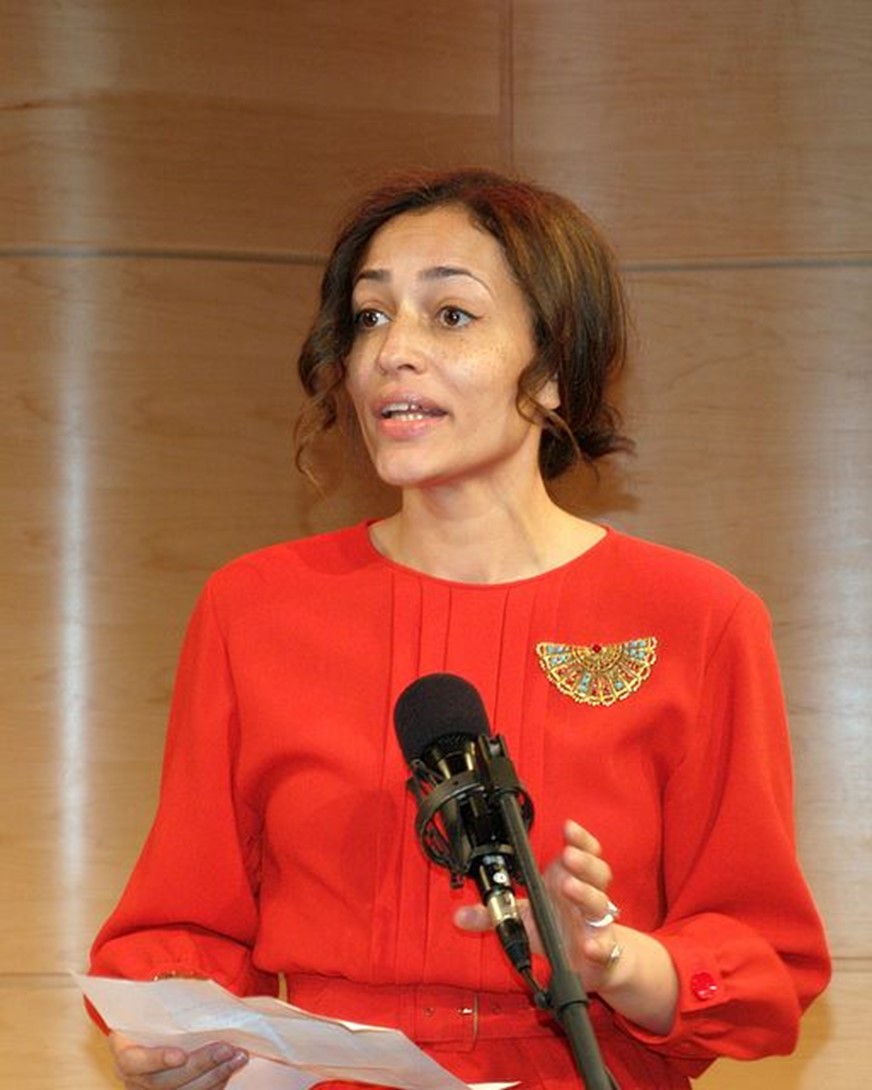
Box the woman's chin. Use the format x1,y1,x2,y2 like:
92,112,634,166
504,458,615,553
371,455,444,491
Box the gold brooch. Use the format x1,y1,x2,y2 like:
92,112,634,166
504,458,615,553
536,637,658,707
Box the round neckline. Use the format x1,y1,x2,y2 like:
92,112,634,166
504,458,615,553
358,519,615,590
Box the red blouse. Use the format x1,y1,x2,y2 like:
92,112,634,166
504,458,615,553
90,524,830,1088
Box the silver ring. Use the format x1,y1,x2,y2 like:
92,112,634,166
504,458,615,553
607,941,623,966
585,899,620,929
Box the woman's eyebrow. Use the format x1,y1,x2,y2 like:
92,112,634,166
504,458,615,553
353,265,491,293
353,268,389,285
422,264,482,284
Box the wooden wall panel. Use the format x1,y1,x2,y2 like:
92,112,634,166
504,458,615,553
0,256,313,973
2,1,507,252
1,979,117,1090
512,0,871,260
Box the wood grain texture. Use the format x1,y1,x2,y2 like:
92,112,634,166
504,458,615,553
0,1,507,252
1,255,304,972
0,977,117,1089
512,0,872,260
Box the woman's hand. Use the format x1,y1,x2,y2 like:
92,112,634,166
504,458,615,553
454,820,620,991
537,818,623,992
454,819,679,1035
110,1032,248,1089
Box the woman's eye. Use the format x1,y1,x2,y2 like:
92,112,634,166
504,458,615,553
353,308,388,330
438,306,474,329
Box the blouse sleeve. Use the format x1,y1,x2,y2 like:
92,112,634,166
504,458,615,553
88,580,278,1000
616,592,830,1073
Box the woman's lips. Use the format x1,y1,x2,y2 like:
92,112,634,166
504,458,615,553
379,399,446,421
374,398,448,438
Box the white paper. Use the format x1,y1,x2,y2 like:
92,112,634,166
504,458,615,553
76,974,516,1090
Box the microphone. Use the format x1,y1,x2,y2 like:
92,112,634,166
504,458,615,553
394,673,534,977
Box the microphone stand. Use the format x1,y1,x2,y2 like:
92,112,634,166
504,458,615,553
476,734,620,1090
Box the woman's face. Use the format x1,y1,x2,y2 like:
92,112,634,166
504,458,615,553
344,204,556,496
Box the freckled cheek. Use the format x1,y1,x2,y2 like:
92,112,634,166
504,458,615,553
456,357,524,408
448,351,507,389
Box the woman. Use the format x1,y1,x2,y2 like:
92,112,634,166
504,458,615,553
90,169,830,1089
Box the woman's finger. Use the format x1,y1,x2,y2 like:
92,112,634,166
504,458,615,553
112,1035,247,1089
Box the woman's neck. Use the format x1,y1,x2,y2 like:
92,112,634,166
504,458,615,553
369,480,604,584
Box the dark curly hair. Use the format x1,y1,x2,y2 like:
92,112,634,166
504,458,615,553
295,167,631,481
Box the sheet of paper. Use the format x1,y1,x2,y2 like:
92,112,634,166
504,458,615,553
76,974,516,1090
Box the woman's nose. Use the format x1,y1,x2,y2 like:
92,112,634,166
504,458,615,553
374,314,426,375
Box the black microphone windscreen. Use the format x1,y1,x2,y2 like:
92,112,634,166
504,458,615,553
394,673,491,765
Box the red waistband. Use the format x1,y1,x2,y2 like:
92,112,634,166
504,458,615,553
285,974,568,1051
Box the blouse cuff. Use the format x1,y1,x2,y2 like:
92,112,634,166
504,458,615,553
612,921,800,1063
88,928,278,1000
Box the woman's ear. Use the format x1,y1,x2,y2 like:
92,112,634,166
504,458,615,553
539,374,561,412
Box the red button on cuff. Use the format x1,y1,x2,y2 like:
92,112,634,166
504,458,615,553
690,971,719,1001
